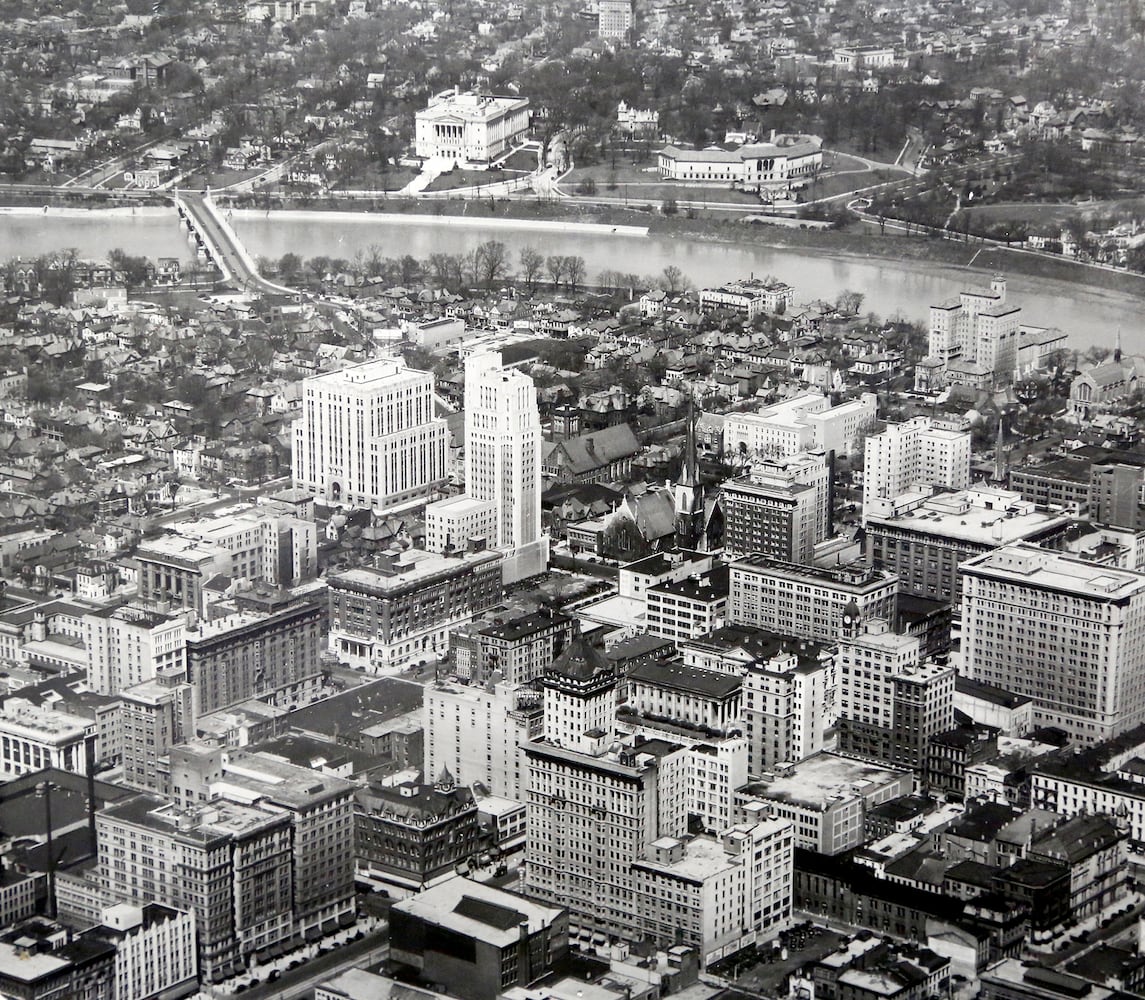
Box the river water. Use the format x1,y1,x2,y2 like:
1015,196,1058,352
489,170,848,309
2,207,1141,351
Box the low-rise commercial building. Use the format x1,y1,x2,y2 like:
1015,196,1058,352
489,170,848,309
736,752,913,854
389,877,567,1000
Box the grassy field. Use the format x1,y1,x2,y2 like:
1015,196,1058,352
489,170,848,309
425,166,528,192
499,147,540,172
965,196,1145,225
329,164,418,192
182,167,264,189
563,160,661,186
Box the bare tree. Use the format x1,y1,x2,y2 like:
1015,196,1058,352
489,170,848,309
474,240,511,290
660,264,688,293
519,246,545,292
546,255,566,288
564,255,586,292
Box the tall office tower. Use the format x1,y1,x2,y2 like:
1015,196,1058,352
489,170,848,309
426,352,548,584
862,417,971,517
292,358,447,510
961,543,1145,744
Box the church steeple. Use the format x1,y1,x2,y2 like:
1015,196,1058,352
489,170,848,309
674,393,705,550
1115,327,1123,363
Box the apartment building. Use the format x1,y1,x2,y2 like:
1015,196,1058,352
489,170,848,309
862,417,970,514
721,451,830,562
83,602,187,696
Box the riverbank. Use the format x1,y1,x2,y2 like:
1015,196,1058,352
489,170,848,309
229,207,648,237
220,191,1145,301
0,204,171,218
6,184,1145,301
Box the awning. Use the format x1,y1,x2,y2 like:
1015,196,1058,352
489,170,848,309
338,913,356,928
321,917,339,934
305,927,322,942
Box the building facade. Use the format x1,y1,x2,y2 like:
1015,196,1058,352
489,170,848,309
723,393,876,461
721,452,830,562
426,352,548,585
961,544,1145,744
414,90,530,164
292,359,447,510
861,417,971,516
728,556,898,642
327,547,503,671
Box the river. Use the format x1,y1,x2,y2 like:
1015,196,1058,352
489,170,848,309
2,207,1141,352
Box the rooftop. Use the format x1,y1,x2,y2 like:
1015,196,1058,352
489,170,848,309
286,677,424,741
961,544,1145,601
329,548,503,597
742,752,909,810
628,660,740,700
391,876,562,949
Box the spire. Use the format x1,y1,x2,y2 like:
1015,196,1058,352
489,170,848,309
674,392,705,550
993,409,1007,485
1115,327,1123,363
677,392,700,489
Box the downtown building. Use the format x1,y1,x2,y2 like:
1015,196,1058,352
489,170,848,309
721,451,831,562
728,555,898,642
961,544,1145,744
523,635,794,965
327,546,503,671
292,358,447,510
723,392,875,462
426,352,549,584
861,416,971,518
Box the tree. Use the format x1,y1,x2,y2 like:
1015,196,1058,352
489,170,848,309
835,289,865,315
428,253,465,292
278,253,304,283
1084,345,1112,366
564,256,586,292
660,265,687,293
473,240,511,290
108,249,151,287
546,255,566,288
519,246,545,292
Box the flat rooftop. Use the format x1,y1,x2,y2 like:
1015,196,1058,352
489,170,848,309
866,490,1072,545
286,677,424,740
214,750,357,808
392,876,562,949
962,543,1145,600
743,752,909,810
329,548,502,595
634,835,737,883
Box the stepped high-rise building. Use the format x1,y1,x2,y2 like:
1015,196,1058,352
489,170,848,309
293,358,447,510
426,352,548,584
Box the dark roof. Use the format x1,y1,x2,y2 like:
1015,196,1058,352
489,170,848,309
993,858,1069,888
648,565,730,602
286,677,423,739
548,633,613,682
628,660,740,699
543,423,641,475
945,859,1000,888
453,895,525,931
1031,814,1123,865
955,676,1032,710
868,795,937,824
1066,944,1145,986
480,610,570,643
945,802,1022,844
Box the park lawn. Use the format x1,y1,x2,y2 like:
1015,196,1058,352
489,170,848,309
425,167,528,192
564,160,661,185
569,181,760,206
330,164,419,191
499,147,540,172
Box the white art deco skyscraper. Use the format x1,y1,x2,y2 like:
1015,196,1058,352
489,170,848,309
425,352,548,584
